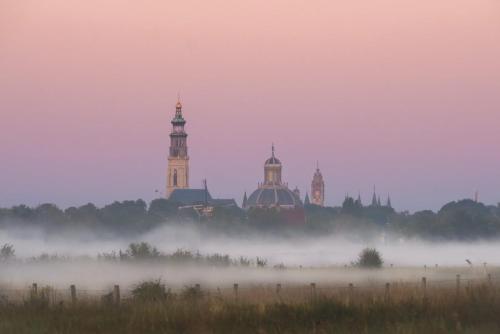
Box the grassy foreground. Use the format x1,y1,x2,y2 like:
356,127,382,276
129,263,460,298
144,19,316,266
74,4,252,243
1,283,499,334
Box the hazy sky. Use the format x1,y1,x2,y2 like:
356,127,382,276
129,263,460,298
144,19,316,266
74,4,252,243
1,0,499,212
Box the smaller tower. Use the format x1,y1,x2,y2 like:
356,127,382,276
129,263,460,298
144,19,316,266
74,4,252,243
310,161,325,206
386,193,392,208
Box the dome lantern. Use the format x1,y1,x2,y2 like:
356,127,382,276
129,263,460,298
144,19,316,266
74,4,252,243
264,144,282,185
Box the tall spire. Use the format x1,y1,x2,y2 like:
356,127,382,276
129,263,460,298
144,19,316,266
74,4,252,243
167,96,189,197
354,190,362,208
271,143,275,157
304,192,310,205
386,193,392,208
371,185,378,206
242,191,248,209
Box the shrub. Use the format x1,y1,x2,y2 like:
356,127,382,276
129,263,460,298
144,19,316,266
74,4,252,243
126,242,160,260
256,257,267,267
0,244,15,261
355,248,383,268
181,285,204,301
132,279,170,302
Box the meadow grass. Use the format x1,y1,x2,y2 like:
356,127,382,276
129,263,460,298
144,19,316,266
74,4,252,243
0,280,499,333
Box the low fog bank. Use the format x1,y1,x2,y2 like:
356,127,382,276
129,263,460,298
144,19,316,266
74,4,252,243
1,223,500,267
1,262,494,292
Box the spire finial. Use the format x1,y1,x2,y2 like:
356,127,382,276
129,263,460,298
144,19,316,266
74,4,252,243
272,143,275,157
316,160,319,170
176,93,182,109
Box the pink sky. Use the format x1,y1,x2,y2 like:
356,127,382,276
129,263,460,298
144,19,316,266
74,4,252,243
1,0,499,211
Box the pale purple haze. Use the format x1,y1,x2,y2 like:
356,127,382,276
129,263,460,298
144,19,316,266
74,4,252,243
1,0,499,211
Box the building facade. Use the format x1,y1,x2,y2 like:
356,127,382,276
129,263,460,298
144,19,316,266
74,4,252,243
311,163,325,206
166,99,189,197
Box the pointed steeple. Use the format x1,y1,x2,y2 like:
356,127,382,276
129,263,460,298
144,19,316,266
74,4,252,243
371,185,378,206
242,191,248,209
304,192,310,205
377,195,381,207
355,191,362,207
386,193,392,208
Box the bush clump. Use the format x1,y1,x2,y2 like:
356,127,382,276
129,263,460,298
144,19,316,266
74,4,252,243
355,248,383,268
0,244,15,261
132,279,170,302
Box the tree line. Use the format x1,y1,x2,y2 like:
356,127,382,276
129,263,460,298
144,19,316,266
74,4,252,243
1,198,500,240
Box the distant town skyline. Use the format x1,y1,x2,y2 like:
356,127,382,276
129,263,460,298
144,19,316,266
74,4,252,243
1,0,499,212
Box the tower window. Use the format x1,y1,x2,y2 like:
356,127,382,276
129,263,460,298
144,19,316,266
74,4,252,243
173,169,178,186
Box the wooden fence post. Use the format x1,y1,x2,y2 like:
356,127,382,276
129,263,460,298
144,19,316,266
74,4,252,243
32,283,38,297
113,285,120,305
384,283,390,302
421,277,427,300
348,283,354,305
70,285,77,304
456,274,461,297
488,273,492,286
276,283,281,295
233,283,238,299
310,283,316,300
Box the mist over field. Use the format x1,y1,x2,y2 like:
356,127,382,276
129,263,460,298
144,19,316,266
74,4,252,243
2,223,500,266
1,223,499,291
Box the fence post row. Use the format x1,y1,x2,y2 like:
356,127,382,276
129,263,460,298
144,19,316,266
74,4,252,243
384,282,390,302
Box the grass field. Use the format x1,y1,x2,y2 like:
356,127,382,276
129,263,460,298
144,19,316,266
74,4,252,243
1,268,499,333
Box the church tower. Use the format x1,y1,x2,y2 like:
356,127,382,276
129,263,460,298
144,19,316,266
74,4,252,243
166,98,189,197
311,162,325,206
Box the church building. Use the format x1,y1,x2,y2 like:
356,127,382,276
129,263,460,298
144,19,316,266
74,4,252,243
166,98,236,211
244,145,305,224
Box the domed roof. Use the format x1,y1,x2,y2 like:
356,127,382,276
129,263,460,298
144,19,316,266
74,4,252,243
265,156,281,165
246,185,303,208
265,144,281,165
